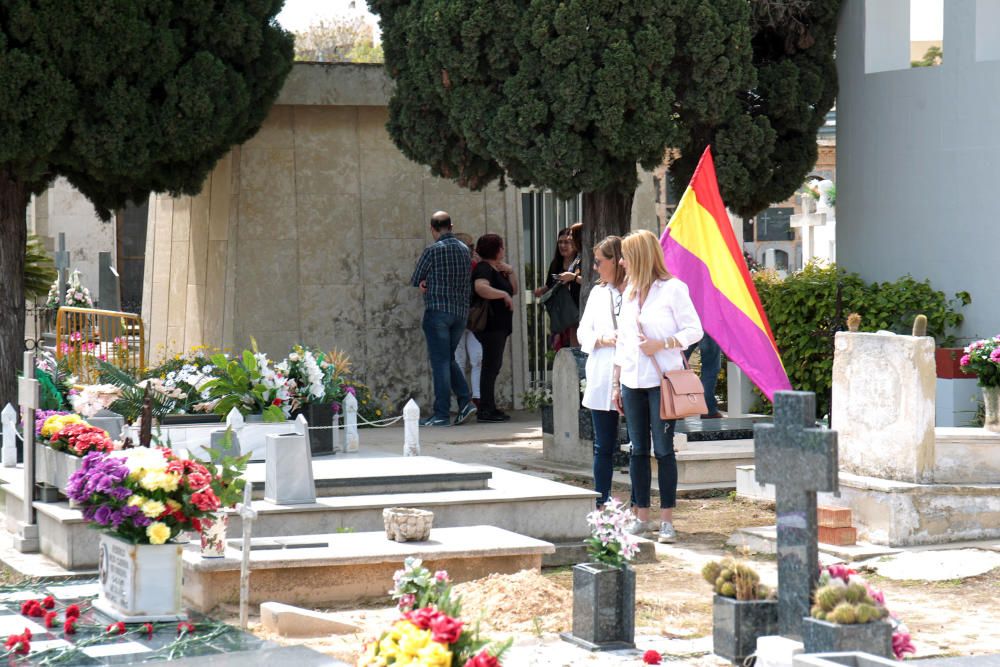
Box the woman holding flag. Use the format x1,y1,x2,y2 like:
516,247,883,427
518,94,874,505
612,230,703,543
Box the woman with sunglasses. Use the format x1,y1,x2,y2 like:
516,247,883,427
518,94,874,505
613,230,702,543
577,236,626,508
532,225,582,349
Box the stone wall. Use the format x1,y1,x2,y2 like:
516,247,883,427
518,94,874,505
142,64,525,413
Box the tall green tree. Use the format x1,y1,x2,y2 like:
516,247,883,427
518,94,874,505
0,2,294,408
370,0,840,282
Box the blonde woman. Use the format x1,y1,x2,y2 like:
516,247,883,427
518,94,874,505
613,230,703,542
578,236,626,508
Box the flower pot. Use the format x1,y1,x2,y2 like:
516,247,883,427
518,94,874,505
199,511,229,558
801,617,893,658
712,595,778,664
383,507,433,542
561,562,635,651
301,402,335,456
93,533,186,622
984,386,1000,433
541,404,554,435
34,443,85,495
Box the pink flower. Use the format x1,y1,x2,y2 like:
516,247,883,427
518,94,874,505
893,629,916,658
825,563,855,583
990,349,1000,363
960,354,971,367
434,570,450,583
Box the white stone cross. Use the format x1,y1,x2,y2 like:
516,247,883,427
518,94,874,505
344,392,359,453
53,233,70,306
2,404,17,468
403,399,420,456
754,391,838,638
237,478,257,630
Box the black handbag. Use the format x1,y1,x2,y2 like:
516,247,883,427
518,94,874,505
468,297,489,333
539,281,579,333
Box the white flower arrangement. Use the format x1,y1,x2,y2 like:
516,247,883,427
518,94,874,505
64,270,94,308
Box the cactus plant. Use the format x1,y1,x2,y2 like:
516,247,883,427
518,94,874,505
702,558,773,601
811,582,888,625
912,313,928,337
846,312,862,332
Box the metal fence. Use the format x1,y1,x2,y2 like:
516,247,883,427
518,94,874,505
55,307,145,382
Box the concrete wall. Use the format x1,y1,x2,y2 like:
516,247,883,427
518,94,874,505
837,0,999,340
143,63,526,412
29,178,115,298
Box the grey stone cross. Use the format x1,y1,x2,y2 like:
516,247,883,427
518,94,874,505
53,233,70,306
754,391,838,638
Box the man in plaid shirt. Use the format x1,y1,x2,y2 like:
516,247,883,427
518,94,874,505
410,211,478,426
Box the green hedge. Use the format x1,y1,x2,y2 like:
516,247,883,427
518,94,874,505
753,262,970,417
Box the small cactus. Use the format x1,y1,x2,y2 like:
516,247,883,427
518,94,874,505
702,561,722,585
912,314,928,337
847,312,861,332
719,582,736,597
813,583,887,625
829,602,858,625
703,559,770,601
815,585,844,612
855,602,879,624
845,582,868,605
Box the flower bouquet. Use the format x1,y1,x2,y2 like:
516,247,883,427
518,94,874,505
47,422,115,457
585,497,639,567
37,412,84,444
357,557,511,666
66,446,221,544
960,336,1000,387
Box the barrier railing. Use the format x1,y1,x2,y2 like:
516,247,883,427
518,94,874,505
55,307,144,383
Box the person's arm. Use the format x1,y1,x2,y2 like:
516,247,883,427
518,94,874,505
668,280,703,348
475,278,513,310
410,247,432,288
611,364,623,414
577,292,599,354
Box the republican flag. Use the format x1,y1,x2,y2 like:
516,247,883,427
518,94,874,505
661,147,791,401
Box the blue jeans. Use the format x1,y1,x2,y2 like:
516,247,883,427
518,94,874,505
621,385,677,509
591,409,620,507
422,309,471,420
686,334,722,414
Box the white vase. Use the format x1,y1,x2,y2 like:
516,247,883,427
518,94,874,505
984,386,1000,433
93,533,186,622
199,512,229,558
35,443,85,494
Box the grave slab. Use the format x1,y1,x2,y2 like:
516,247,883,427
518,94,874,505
259,601,360,637
183,525,554,612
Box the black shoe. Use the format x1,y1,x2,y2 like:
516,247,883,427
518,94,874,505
492,410,512,421
477,412,506,423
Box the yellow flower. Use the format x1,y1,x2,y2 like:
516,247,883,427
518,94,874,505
141,499,166,519
41,414,83,437
128,495,147,507
417,641,453,667
375,409,382,417
146,522,171,545
166,499,182,512
397,625,431,658
140,470,180,493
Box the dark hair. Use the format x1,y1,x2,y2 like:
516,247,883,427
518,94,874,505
475,233,504,260
430,214,452,231
547,227,580,277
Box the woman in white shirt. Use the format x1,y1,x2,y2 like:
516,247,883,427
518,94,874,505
578,236,626,508
613,230,703,543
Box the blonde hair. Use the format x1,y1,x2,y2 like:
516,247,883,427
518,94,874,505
453,232,474,251
621,229,671,302
593,235,626,288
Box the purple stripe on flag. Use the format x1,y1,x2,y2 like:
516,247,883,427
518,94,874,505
664,239,792,401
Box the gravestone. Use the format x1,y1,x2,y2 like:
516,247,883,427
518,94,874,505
53,233,70,306
831,332,936,483
98,252,121,311
755,391,838,638
263,433,316,505
87,408,125,441
549,348,588,466
2,403,17,467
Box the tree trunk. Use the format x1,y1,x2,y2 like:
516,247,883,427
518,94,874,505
580,188,635,306
0,176,28,411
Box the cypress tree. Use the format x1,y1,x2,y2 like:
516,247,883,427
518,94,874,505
0,2,294,408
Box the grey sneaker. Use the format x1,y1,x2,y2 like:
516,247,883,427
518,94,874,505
658,521,677,543
419,416,451,427
454,401,477,425
625,519,654,536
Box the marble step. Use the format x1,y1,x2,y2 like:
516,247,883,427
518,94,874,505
183,525,554,612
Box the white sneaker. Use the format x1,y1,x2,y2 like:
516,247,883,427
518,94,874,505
658,521,677,543
625,519,654,536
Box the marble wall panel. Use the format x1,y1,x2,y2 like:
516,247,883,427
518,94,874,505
299,284,367,363
360,196,425,240
243,106,294,150
187,194,210,287
359,149,424,200
236,330,301,361
233,241,300,331
183,285,205,351
295,148,360,197
202,240,228,346
167,240,190,328
365,326,431,412
241,147,295,199
297,193,362,285
292,106,358,153
208,156,232,242
170,197,191,243
357,107,396,154
237,189,297,241
363,239,425,331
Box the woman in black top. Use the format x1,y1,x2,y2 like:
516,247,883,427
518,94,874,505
472,233,518,423
532,225,582,349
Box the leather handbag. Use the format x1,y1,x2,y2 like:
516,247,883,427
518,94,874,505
539,281,579,333
637,304,706,420
468,297,489,333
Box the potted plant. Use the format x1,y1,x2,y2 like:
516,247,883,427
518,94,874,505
960,336,1000,432
561,498,639,650
65,446,223,621
36,413,114,498
284,345,345,455
803,564,912,659
521,383,553,434
702,558,777,665
196,435,251,558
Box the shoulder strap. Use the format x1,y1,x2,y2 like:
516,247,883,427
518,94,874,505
608,288,618,330
636,298,688,378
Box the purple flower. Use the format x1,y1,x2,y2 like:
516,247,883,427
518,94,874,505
93,506,112,526
109,511,124,528
109,486,132,501
82,506,97,521
344,386,356,397
330,401,342,414
133,514,152,528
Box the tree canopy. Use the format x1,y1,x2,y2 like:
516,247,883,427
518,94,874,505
370,0,841,222
0,1,294,408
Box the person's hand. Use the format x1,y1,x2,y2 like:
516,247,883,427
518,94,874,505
558,271,576,283
419,280,427,294
533,286,547,298
502,293,513,310
600,333,617,348
638,333,661,356
612,386,624,415
497,262,514,275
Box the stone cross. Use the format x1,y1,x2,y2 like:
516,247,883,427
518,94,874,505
403,399,420,456
15,351,40,553
236,479,257,630
344,392,359,453
53,233,70,306
754,391,838,638
2,404,17,468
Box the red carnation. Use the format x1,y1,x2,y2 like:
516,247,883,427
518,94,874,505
41,595,55,610
643,649,662,664
463,650,499,667
43,611,58,628
186,471,211,491
63,618,77,635
106,621,126,635
429,613,463,645
177,621,195,635
404,607,441,630
65,604,81,620
143,623,154,638
190,490,220,512
4,632,30,656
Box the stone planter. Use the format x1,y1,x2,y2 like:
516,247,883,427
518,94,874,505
383,507,433,542
712,595,778,664
561,562,635,651
93,533,186,622
984,386,1000,433
801,617,893,658
34,443,85,495
541,404,554,435
299,402,335,456
199,512,229,558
